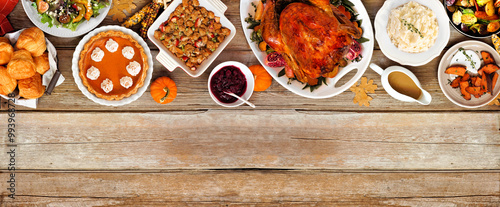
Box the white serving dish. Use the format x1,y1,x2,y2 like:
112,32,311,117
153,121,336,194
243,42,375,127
438,40,500,108
148,0,236,77
71,25,154,106
21,0,111,38
0,28,64,108
374,0,450,66
240,0,374,99
208,61,254,107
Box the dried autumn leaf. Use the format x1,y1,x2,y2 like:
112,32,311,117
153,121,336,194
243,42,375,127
358,77,377,93
108,0,137,22
350,76,377,107
353,90,372,107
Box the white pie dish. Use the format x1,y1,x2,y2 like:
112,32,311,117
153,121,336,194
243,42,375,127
148,0,236,78
71,25,154,106
374,0,450,66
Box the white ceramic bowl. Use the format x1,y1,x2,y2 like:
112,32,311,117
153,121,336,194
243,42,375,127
71,26,154,106
438,40,500,108
148,0,236,77
21,0,112,37
374,0,450,66
208,61,254,107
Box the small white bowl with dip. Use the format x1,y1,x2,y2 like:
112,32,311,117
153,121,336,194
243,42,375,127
208,61,254,107
375,0,450,66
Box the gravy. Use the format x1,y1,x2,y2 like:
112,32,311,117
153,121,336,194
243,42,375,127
388,71,422,99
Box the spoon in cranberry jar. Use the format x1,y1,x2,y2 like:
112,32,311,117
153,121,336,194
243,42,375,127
223,92,256,108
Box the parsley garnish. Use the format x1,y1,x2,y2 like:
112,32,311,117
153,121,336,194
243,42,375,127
401,19,423,38
458,47,476,69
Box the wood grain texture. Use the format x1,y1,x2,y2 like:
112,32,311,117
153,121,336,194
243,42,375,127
1,171,499,206
0,111,498,170
2,0,500,205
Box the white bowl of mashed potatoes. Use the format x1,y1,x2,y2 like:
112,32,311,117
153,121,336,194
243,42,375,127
375,0,450,66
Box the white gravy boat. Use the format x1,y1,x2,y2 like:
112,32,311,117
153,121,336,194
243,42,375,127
370,63,432,105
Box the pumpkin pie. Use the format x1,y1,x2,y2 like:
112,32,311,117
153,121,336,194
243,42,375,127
79,30,148,100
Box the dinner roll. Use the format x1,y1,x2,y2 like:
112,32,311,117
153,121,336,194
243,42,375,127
18,73,45,99
15,27,46,57
7,50,36,79
0,37,14,65
34,52,50,74
0,66,17,95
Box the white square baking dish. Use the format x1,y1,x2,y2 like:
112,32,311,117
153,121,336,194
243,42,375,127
148,0,236,77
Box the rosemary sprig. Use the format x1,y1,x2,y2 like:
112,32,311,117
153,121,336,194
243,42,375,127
401,19,423,38
458,47,476,69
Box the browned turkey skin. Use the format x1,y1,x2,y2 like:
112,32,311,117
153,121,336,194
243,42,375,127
261,0,361,85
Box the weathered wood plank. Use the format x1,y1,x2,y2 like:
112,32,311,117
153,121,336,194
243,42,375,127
1,111,498,170
1,171,499,206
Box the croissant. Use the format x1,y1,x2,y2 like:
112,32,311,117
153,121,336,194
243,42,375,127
0,37,14,65
0,66,17,96
34,52,50,75
7,50,36,79
15,27,46,57
19,73,45,99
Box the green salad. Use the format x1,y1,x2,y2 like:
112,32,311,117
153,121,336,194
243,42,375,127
32,0,109,31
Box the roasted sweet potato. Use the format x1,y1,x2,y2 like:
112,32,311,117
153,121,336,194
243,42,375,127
460,81,471,100
445,66,467,76
475,11,499,20
466,86,482,95
473,76,482,87
451,76,462,88
481,64,500,74
481,51,495,65
492,72,498,91
462,72,470,81
478,68,485,76
480,74,488,93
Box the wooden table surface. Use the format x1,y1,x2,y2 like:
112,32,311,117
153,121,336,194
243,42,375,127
1,0,499,206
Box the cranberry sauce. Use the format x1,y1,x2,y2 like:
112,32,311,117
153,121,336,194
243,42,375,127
210,65,247,103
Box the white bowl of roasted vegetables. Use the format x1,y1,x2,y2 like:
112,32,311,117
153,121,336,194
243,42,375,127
21,0,110,37
148,0,236,77
445,0,500,38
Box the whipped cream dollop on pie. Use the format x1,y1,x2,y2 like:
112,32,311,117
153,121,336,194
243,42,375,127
126,61,141,76
120,76,133,89
105,38,119,53
101,78,113,93
91,47,105,62
122,46,135,60
79,30,149,101
86,66,100,80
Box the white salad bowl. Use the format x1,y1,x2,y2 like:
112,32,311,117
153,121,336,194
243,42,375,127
375,0,450,66
21,0,111,37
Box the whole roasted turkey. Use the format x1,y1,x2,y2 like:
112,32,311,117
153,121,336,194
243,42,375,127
261,0,361,85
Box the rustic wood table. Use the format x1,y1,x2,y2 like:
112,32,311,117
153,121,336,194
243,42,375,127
1,0,500,206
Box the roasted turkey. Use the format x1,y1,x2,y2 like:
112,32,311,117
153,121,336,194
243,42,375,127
261,0,361,85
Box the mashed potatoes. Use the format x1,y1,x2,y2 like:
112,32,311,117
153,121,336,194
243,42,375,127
387,1,438,53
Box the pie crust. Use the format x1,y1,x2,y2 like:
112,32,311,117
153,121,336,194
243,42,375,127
79,30,148,100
